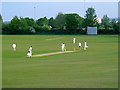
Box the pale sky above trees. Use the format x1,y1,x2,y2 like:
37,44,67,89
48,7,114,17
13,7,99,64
2,2,118,21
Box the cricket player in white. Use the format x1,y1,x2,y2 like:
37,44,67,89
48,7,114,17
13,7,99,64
84,41,88,50
12,43,16,51
78,42,82,49
61,43,66,52
73,38,76,51
27,51,32,57
29,46,32,53
73,38,76,44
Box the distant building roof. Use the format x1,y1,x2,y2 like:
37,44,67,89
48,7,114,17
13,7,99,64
96,18,102,24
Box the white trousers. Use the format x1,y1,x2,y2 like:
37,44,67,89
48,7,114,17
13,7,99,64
13,48,16,51
84,46,88,50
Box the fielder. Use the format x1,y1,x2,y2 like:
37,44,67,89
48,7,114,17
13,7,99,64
78,42,82,50
73,38,76,44
61,43,66,52
73,38,76,51
29,46,32,53
12,43,16,51
84,41,88,50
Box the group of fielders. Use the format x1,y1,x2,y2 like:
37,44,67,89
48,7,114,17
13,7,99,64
12,38,88,57
61,38,88,52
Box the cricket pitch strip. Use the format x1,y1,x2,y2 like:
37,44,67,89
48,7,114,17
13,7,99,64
31,51,75,57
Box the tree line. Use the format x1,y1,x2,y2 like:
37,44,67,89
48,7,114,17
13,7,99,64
1,8,119,34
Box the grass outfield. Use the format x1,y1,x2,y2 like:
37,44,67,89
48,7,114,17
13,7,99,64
2,35,118,88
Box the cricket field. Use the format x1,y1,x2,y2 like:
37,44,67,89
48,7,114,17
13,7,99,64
2,35,118,88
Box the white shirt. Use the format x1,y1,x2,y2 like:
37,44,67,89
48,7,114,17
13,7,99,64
79,42,81,46
73,38,76,44
84,42,87,47
61,43,65,48
29,47,32,51
12,44,16,49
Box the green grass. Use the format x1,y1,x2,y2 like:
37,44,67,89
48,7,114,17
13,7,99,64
2,35,118,88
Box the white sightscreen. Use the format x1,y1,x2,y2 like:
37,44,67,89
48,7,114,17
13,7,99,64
87,27,97,35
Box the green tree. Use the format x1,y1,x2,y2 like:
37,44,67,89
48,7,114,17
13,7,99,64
72,13,84,29
65,14,79,34
2,23,10,34
9,16,36,34
48,17,56,29
84,8,97,27
10,16,21,34
55,12,66,30
101,14,110,30
36,17,48,26
110,19,119,34
36,17,50,31
24,17,35,27
19,17,30,34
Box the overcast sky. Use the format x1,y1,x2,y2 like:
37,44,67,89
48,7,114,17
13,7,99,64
2,2,118,21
